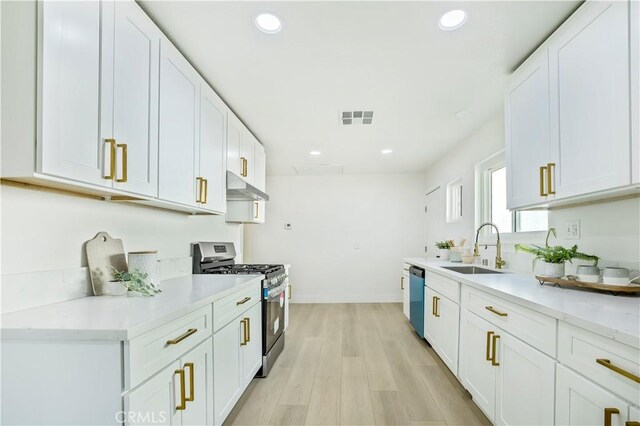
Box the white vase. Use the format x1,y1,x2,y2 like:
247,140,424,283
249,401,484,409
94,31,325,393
540,261,565,278
128,251,159,286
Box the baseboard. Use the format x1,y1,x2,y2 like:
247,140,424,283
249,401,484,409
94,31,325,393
291,294,402,304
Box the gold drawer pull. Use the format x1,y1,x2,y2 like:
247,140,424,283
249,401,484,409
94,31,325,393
166,328,197,345
486,331,494,361
254,201,259,219
400,276,404,290
236,296,251,305
491,334,500,366
485,306,508,317
604,408,619,426
546,163,556,195
196,177,203,203
240,319,247,346
596,359,640,383
116,143,127,183
176,368,186,410
539,166,548,197
184,362,194,402
104,139,116,179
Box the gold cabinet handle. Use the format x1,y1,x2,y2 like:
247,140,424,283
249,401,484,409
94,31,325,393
240,319,247,346
432,296,436,316
486,331,495,361
435,296,440,317
546,163,556,195
176,369,187,410
485,306,508,317
202,178,208,204
288,284,292,300
184,362,195,402
596,359,640,383
491,334,500,366
104,139,117,179
236,296,251,305
240,157,247,177
166,328,197,345
539,166,548,196
604,408,620,426
116,143,128,183
245,317,251,343
196,177,203,203
254,201,259,219
400,276,404,290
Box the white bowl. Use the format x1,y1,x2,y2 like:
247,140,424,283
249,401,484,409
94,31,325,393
577,274,599,283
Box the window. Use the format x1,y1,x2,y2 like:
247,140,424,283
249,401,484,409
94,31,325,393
446,178,463,223
476,152,548,237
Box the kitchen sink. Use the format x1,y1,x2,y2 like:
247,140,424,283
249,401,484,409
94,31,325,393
441,266,507,274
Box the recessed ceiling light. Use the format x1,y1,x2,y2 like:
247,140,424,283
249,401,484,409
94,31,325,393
439,10,468,31
455,109,473,119
310,150,321,156
255,13,282,34
381,149,393,154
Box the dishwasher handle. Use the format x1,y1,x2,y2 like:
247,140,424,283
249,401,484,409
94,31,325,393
409,266,425,279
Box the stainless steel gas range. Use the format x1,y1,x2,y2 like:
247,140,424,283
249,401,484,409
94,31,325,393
192,242,286,377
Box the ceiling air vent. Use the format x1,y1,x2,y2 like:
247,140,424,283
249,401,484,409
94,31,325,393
341,110,373,125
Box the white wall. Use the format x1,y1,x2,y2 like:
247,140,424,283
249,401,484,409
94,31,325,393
244,173,426,303
0,184,243,275
422,112,640,273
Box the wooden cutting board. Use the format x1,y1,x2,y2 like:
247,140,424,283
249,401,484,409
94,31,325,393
85,232,128,296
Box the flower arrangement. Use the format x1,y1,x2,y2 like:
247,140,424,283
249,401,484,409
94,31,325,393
435,241,453,249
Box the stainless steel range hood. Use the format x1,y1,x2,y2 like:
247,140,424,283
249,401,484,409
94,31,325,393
226,171,269,201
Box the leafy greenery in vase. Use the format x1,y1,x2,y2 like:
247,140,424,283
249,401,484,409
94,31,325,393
515,228,599,266
435,241,452,249
113,268,161,296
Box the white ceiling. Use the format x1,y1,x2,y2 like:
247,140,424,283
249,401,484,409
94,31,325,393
140,1,580,176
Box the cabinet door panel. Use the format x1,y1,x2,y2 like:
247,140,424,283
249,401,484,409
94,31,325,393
158,40,199,206
199,85,227,213
109,1,159,196
227,115,242,177
125,360,181,426
556,365,629,426
253,142,266,192
550,1,631,198
495,332,555,426
424,287,438,344
40,1,105,186
240,131,254,185
436,296,459,376
505,52,552,209
459,312,496,421
213,319,242,425
242,303,263,388
181,338,213,426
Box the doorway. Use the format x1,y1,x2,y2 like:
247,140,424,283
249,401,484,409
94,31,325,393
425,187,442,258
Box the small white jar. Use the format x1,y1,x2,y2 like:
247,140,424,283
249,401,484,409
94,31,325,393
128,251,159,286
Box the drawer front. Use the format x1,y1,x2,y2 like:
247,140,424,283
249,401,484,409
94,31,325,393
128,305,212,389
426,271,460,302
461,286,556,356
213,283,262,332
558,322,640,404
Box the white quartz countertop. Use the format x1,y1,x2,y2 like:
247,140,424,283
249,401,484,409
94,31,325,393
404,258,640,349
0,274,263,341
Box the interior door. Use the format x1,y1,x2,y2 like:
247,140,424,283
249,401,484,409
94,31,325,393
556,364,629,426
242,303,263,388
213,319,242,425
39,1,105,186
181,338,213,426
425,188,442,258
495,331,555,426
106,0,160,196
505,52,552,209
125,360,181,426
436,295,459,376
158,39,200,206
199,84,227,213
459,311,496,422
549,1,631,199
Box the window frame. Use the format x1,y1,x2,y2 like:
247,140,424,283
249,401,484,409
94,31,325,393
475,151,548,245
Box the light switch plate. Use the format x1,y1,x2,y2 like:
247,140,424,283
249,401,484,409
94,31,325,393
564,220,580,240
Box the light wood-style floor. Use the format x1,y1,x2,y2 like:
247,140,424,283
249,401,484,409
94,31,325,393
224,303,491,426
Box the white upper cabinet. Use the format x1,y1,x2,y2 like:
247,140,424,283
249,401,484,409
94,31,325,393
39,1,105,186
227,113,242,178
505,52,553,210
253,141,266,192
549,1,632,199
198,84,227,213
239,130,255,185
101,0,160,197
158,39,200,207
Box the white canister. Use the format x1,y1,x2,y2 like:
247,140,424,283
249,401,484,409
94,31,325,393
128,251,159,286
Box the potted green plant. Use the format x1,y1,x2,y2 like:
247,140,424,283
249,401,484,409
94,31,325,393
515,229,599,278
111,268,162,296
435,241,452,261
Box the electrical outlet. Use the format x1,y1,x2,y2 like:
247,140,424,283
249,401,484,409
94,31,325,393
284,223,293,230
565,220,580,240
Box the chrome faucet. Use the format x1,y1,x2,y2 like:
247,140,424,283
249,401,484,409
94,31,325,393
474,223,506,269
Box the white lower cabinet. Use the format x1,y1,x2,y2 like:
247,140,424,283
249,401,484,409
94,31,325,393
214,301,262,425
556,365,630,426
126,337,213,426
459,311,555,425
424,286,459,376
